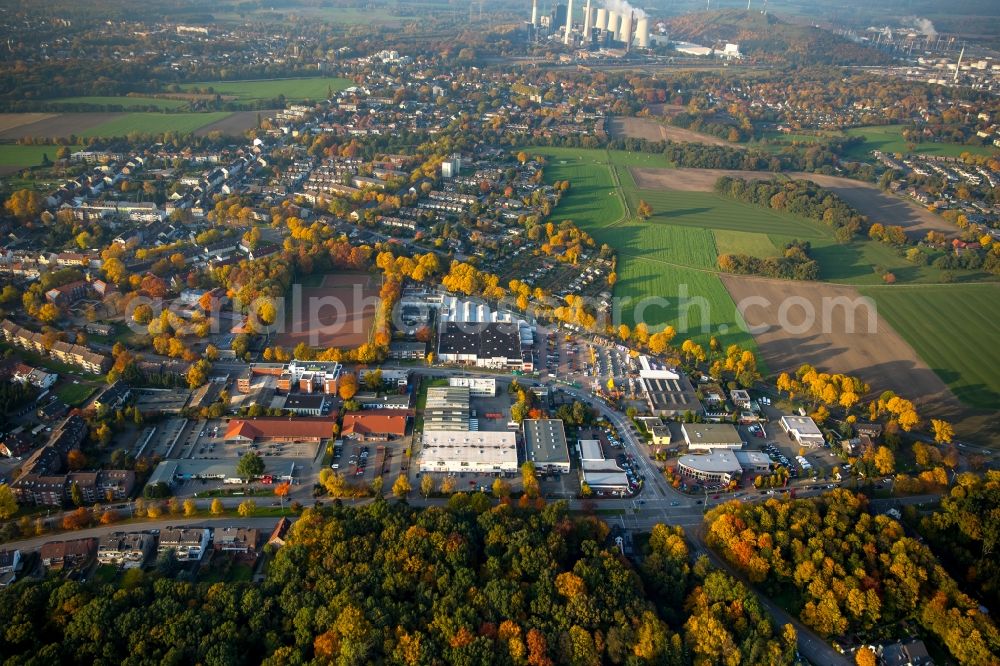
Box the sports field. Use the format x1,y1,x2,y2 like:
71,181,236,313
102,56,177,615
181,77,353,102
78,112,233,138
275,273,380,349
858,284,1000,410
46,96,189,110
843,124,998,159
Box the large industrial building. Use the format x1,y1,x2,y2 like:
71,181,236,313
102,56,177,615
419,430,519,475
437,322,532,371
424,386,471,431
523,419,571,475
637,356,701,417
681,423,744,451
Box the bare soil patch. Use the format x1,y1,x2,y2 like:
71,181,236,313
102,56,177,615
631,167,956,238
631,167,776,191
0,113,126,140
721,274,962,414
0,113,59,132
275,273,379,349
609,116,737,147
195,110,279,137
787,172,957,238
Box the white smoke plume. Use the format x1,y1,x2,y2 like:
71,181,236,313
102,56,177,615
600,0,646,20
901,16,937,38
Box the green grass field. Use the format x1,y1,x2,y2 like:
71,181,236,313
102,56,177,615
0,144,81,169
858,285,1000,409
843,125,998,159
181,77,353,102
613,259,757,349
55,383,97,406
714,230,779,258
591,219,718,270
46,96,189,110
78,112,232,138
525,147,627,229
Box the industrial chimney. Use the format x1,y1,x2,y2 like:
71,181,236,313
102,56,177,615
531,0,538,26
564,0,573,45
583,0,593,37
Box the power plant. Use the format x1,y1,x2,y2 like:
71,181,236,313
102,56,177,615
526,1,653,52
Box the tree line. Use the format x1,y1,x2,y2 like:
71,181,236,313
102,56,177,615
0,500,799,665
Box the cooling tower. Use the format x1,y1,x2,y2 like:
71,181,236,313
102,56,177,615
595,7,607,30
636,17,650,48
607,11,619,38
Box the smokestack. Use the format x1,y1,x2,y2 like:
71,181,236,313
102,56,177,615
636,17,649,48
531,0,538,26
622,11,633,50
583,0,593,37
595,7,607,30
564,0,573,45
954,46,964,83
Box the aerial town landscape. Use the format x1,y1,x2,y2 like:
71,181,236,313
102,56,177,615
0,0,998,663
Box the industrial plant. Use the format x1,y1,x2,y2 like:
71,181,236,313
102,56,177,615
526,0,653,52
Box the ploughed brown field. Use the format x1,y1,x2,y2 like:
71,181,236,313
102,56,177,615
720,274,964,415
0,112,125,140
274,273,380,350
195,110,279,137
608,116,738,147
630,167,956,238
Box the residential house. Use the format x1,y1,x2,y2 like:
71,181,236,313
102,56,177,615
97,532,155,568
158,527,212,561
40,538,97,570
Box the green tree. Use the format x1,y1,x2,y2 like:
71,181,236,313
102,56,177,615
0,484,17,519
236,452,265,480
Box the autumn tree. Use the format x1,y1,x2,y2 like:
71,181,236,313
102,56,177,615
392,474,411,498
0,484,17,520
637,199,653,220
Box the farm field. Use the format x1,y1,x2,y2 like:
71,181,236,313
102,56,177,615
181,77,353,102
275,273,380,349
590,218,718,270
0,112,124,140
842,124,998,159
713,230,778,258
0,144,81,174
608,115,739,147
45,96,190,110
78,112,233,138
614,259,758,351
858,284,1000,411
722,275,960,410
195,110,279,136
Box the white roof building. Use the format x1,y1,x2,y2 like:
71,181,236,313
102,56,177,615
780,416,824,447
681,423,744,450
419,430,518,474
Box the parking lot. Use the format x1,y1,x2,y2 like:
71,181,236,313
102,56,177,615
331,437,411,488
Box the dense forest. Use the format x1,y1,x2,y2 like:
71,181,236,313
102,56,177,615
916,471,1000,612
705,490,1000,665
714,176,869,242
0,499,799,665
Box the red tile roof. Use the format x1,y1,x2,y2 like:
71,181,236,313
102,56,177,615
341,409,411,437
224,417,339,441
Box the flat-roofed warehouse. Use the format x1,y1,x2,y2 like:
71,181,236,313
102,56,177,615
419,430,518,474
437,322,526,370
682,423,744,450
523,419,571,474
637,356,701,416
424,385,470,431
